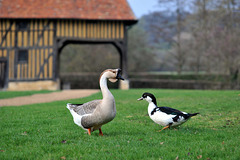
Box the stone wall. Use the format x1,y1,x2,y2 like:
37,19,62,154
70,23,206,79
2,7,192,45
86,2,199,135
8,80,60,91
60,73,239,90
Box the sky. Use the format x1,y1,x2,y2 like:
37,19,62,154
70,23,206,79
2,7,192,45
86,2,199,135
127,0,197,18
127,0,162,18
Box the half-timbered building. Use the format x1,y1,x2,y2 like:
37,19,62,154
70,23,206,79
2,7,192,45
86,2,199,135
0,0,137,90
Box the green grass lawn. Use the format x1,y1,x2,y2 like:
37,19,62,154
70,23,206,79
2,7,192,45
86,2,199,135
0,89,239,160
0,90,57,99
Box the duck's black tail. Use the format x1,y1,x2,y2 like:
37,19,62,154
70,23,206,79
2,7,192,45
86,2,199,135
182,112,199,120
189,113,199,117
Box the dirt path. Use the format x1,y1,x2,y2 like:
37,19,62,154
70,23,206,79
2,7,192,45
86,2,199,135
0,89,99,107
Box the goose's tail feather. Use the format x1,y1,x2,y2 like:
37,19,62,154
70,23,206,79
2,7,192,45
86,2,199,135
66,103,83,110
66,103,74,110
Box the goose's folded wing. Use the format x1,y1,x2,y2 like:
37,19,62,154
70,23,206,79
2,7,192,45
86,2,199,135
159,106,183,115
71,100,102,116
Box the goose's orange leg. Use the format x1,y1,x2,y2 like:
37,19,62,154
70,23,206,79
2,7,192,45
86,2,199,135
87,128,91,135
99,128,103,136
157,125,170,132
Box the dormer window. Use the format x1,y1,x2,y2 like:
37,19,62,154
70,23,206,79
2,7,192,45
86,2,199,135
16,21,29,30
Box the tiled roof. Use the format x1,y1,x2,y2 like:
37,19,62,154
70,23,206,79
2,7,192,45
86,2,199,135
0,0,137,21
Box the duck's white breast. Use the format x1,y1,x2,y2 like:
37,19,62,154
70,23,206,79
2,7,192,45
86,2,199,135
148,103,175,126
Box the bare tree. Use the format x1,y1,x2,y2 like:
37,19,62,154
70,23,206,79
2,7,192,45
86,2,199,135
186,0,240,87
157,0,188,74
128,24,157,72
212,0,240,86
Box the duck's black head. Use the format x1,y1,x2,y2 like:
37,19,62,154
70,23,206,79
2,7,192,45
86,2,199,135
137,92,157,105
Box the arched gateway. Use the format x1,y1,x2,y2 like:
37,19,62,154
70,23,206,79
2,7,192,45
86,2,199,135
0,0,137,90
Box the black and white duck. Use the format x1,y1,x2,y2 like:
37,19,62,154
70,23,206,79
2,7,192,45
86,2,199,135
138,92,199,132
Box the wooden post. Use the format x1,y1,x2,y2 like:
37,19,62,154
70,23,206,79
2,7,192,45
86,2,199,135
113,25,129,90
119,25,129,90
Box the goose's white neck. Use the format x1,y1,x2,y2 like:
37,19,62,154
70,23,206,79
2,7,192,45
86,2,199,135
99,73,114,100
99,72,116,121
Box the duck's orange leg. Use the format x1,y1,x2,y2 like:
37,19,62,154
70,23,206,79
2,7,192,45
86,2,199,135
157,125,170,132
99,128,103,136
87,128,91,135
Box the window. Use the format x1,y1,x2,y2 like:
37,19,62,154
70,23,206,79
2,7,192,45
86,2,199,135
16,21,29,30
18,50,28,63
